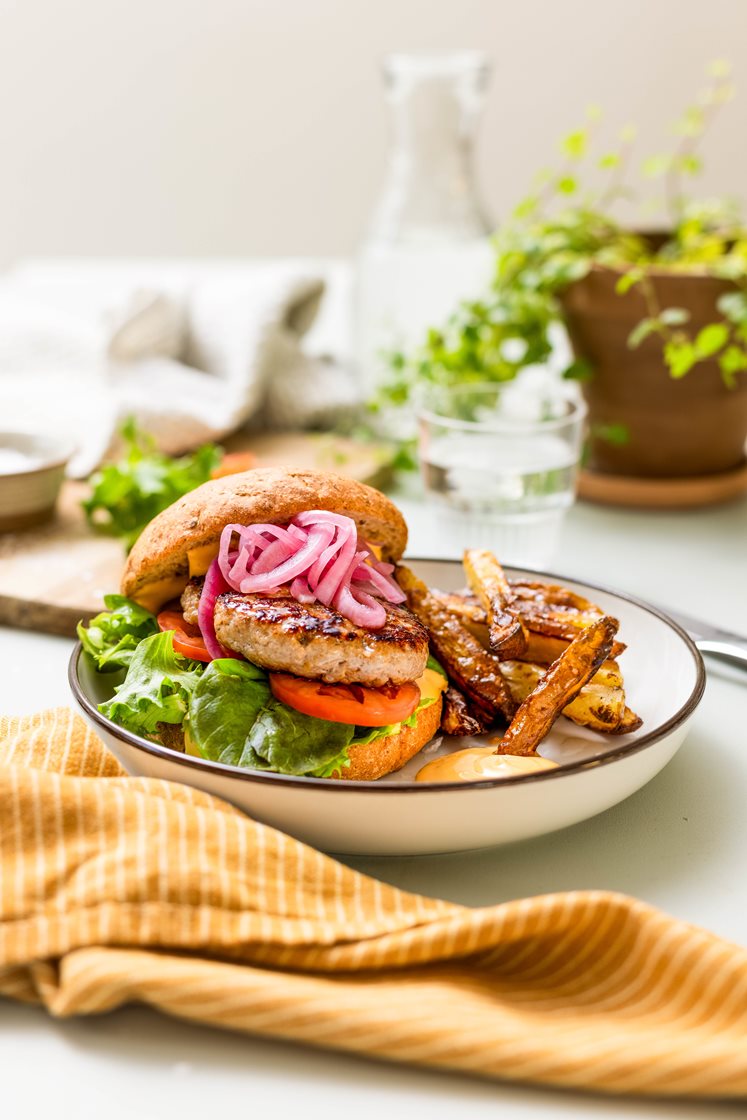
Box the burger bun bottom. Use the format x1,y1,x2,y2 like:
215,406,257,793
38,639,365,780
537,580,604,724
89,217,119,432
335,696,442,781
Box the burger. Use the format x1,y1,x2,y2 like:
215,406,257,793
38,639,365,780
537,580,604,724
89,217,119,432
79,468,446,780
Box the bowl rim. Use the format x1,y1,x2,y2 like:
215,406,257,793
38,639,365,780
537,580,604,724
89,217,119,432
68,560,706,794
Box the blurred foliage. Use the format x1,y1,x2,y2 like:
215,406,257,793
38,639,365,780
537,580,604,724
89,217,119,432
83,418,222,551
375,61,747,418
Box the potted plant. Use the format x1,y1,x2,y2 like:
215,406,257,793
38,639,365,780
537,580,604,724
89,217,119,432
378,62,747,482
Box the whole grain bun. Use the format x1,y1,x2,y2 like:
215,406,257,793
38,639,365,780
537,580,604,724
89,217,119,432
122,467,408,608
334,696,443,782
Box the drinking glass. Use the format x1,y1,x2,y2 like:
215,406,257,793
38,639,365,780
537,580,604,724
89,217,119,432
418,381,587,567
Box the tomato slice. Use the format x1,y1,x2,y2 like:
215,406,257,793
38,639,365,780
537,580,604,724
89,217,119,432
210,451,257,479
269,673,420,727
157,609,212,663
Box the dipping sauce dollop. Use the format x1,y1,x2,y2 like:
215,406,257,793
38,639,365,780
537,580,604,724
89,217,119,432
416,747,559,783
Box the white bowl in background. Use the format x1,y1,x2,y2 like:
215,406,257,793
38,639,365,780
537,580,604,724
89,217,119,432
0,430,75,532
69,559,705,855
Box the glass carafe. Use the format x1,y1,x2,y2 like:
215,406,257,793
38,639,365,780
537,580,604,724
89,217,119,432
355,50,494,396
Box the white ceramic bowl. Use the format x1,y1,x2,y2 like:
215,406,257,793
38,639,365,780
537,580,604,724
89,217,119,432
0,430,74,532
69,559,705,855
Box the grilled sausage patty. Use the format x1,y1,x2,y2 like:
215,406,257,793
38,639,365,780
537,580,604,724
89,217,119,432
181,579,428,686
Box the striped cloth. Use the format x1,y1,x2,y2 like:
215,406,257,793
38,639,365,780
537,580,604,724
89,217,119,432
1,709,746,1098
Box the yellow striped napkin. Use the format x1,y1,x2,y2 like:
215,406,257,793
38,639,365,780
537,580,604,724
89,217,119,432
1,708,746,1098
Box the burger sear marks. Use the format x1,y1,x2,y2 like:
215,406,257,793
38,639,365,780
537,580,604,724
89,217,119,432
181,579,429,687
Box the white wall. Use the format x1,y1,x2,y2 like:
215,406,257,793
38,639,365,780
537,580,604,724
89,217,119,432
0,0,745,266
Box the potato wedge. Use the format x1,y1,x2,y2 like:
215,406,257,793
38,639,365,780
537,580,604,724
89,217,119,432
463,549,527,658
500,658,626,733
523,630,626,664
563,661,625,732
513,600,614,642
441,687,491,736
430,589,490,644
508,580,599,613
431,592,627,663
522,631,571,665
499,660,545,702
396,565,516,724
496,616,619,755
610,706,644,735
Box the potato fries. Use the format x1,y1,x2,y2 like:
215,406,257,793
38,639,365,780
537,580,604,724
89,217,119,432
501,658,627,733
396,565,517,724
431,589,627,661
440,687,491,736
463,549,527,658
401,551,642,758
497,616,619,756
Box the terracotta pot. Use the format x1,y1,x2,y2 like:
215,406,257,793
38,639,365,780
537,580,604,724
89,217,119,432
560,264,747,478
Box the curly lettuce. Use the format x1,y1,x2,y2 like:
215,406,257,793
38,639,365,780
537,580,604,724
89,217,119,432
99,631,205,738
78,594,159,671
83,417,222,551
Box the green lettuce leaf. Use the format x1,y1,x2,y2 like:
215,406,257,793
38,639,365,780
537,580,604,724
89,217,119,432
243,702,354,778
349,688,439,748
426,654,448,678
78,594,159,671
188,660,354,778
188,659,273,766
99,631,204,737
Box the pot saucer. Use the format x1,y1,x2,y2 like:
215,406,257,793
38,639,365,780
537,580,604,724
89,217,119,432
578,461,747,509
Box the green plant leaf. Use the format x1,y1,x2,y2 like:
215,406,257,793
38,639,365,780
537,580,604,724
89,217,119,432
719,344,747,388
99,631,205,738
664,340,697,378
561,358,594,381
678,153,702,176
560,129,588,160
694,322,729,359
708,59,731,79
675,106,705,138
717,291,747,324
642,155,671,178
557,176,577,195
659,307,690,326
616,268,644,295
592,423,629,446
628,317,661,348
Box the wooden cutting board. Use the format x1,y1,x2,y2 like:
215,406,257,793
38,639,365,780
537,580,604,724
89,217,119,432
0,432,393,637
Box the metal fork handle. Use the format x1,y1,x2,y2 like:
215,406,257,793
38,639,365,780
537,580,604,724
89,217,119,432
696,639,747,670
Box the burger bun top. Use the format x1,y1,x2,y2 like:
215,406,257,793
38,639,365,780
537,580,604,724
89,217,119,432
121,467,408,609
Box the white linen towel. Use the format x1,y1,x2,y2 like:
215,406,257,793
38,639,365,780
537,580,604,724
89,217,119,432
0,261,357,477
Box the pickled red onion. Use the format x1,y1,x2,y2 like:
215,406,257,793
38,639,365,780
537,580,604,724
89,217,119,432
216,510,404,630
198,558,239,660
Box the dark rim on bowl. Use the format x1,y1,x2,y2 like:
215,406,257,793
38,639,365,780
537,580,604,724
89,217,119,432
69,560,706,793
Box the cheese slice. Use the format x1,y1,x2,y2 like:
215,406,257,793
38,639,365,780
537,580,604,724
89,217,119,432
416,667,448,703
188,543,220,577
134,576,189,614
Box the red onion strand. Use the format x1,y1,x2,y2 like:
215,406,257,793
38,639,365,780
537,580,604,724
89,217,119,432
216,510,404,630
198,558,239,660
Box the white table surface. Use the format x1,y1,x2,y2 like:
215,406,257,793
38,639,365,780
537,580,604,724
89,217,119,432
2,493,747,1119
